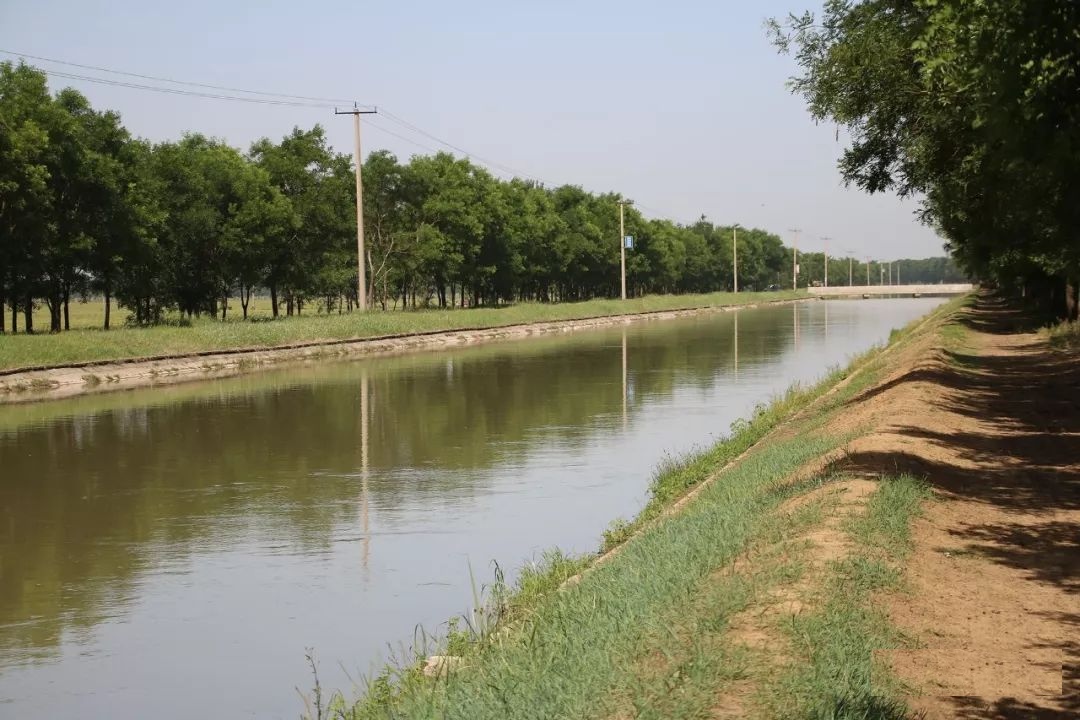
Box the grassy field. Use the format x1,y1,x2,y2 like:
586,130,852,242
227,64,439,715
0,290,802,372
299,296,965,720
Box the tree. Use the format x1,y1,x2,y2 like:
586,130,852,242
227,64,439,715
770,0,1080,316
250,126,350,317
0,61,53,333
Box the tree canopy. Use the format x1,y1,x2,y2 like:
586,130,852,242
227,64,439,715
1,60,962,332
770,0,1080,317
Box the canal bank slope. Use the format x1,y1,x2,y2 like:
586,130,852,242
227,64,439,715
0,292,804,404
327,294,1078,719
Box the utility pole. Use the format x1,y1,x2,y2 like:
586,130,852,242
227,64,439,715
335,105,378,310
820,236,831,288
848,256,853,286
617,200,632,300
866,258,871,286
789,228,801,290
732,224,740,293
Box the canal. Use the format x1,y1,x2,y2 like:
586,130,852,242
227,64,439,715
0,298,943,718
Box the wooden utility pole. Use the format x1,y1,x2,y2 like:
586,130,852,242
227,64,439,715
820,236,831,288
618,200,632,300
336,105,378,310
789,228,801,290
732,224,740,293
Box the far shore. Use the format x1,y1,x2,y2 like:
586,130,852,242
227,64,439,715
0,292,809,405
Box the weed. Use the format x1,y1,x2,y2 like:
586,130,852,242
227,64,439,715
601,517,633,552
1046,319,1080,349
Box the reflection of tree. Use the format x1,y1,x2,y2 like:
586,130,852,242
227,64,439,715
0,306,793,662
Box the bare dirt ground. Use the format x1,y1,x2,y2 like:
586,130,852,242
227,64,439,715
837,296,1079,718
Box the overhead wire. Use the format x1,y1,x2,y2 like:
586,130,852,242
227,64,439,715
6,49,685,221
39,69,337,108
0,48,369,106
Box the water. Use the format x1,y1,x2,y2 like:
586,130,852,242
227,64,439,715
0,298,942,718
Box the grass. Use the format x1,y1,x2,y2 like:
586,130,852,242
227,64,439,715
765,475,932,720
598,294,969,554
353,434,844,720
0,290,803,372
299,294,965,720
1046,318,1080,349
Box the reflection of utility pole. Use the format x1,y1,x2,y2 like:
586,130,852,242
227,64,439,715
733,311,739,378
618,200,632,300
789,228,801,290
621,327,628,429
793,301,799,348
360,367,370,574
335,105,378,310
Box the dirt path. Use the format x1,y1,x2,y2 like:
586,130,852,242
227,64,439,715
836,296,1079,718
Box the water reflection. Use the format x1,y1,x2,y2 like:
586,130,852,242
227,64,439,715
621,327,628,429
734,311,739,377
0,298,944,718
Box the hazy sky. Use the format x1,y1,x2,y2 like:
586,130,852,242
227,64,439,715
0,0,945,259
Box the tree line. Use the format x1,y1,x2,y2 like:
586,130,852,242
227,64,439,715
1,60,961,333
771,0,1080,318
794,253,966,288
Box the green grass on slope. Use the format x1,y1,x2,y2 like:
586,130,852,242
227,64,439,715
0,290,801,371
766,475,932,720
305,295,964,720
355,435,843,720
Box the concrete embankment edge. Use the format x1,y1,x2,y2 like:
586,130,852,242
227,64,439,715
0,298,811,405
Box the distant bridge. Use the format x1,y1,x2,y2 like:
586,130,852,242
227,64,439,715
808,283,973,297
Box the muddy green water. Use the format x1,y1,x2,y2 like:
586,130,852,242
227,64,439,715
0,298,943,718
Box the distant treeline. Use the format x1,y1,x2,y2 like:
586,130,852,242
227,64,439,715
1,61,961,332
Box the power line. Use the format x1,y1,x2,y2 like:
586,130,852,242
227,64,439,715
9,50,687,222
40,69,337,108
0,48,369,106
378,108,544,182
365,118,443,155
376,111,682,220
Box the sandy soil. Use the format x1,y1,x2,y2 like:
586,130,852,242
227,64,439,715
834,296,1079,718
0,301,798,405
